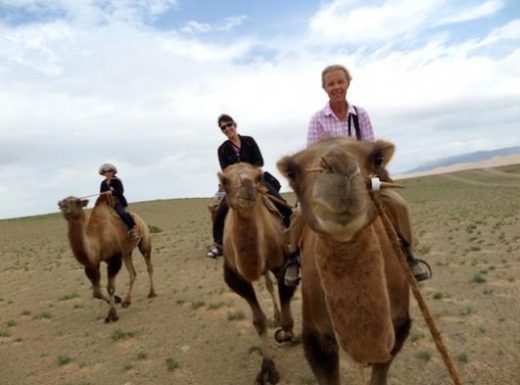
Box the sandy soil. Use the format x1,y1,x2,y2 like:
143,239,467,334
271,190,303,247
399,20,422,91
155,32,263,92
1,164,520,385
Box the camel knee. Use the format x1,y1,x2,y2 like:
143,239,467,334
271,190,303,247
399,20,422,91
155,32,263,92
252,312,268,335
92,288,103,300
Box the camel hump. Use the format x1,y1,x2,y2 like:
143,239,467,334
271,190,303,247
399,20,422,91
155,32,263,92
94,193,113,207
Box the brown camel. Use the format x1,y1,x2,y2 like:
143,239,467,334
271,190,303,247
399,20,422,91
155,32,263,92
277,137,411,385
58,193,156,323
218,162,296,385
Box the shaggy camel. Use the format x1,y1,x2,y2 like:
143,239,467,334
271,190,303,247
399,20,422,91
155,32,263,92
58,193,156,322
218,162,296,385
277,137,411,385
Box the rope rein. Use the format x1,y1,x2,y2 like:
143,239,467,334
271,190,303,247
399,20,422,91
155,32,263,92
78,191,110,200
370,191,464,385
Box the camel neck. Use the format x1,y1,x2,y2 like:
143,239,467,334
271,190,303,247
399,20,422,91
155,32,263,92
67,217,95,266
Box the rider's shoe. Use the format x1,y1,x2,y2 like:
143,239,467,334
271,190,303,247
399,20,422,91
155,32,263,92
128,228,139,241
206,244,222,259
283,250,301,287
408,256,431,282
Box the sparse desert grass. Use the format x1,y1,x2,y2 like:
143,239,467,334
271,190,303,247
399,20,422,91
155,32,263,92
471,273,487,283
33,311,52,320
410,330,425,342
227,310,246,321
457,352,469,363
59,293,79,301
148,224,163,233
416,350,433,362
165,357,180,372
207,302,225,310
57,355,72,366
191,300,206,309
111,329,138,341
0,165,520,385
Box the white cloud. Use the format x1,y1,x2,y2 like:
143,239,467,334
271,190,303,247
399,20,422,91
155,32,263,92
221,15,248,31
436,0,504,26
309,0,441,44
1,1,520,219
180,15,247,34
180,20,212,33
308,0,506,45
480,18,520,44
1,0,179,25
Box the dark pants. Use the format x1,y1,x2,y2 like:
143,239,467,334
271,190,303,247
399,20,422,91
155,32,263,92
114,202,135,230
212,181,292,245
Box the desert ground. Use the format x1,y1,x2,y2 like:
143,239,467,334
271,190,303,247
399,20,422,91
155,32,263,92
1,163,520,385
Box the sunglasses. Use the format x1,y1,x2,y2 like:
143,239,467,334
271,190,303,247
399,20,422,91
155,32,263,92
220,122,235,130
103,170,114,174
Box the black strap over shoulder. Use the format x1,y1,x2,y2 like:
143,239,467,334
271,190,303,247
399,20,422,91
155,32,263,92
348,106,361,140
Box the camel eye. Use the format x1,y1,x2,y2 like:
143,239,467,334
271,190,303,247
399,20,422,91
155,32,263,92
284,163,299,181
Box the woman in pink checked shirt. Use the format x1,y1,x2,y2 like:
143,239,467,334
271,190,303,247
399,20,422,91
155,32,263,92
284,64,431,286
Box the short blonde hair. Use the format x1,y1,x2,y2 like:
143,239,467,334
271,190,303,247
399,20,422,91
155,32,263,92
321,64,352,88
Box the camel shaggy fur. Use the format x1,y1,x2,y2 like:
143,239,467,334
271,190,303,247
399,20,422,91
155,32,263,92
277,137,411,385
58,194,156,322
218,162,296,385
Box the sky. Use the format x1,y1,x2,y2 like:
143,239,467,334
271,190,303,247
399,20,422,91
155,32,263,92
1,0,519,219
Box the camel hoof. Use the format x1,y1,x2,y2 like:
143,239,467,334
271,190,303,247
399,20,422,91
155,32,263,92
274,328,293,343
255,358,279,385
148,291,157,298
104,309,119,323
114,295,122,304
122,300,131,308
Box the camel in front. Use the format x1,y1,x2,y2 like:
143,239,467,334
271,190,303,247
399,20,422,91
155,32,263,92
277,137,411,385
218,162,296,385
58,194,156,322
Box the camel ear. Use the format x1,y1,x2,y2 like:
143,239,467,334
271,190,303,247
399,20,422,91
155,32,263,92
80,199,89,207
277,156,299,182
370,140,395,168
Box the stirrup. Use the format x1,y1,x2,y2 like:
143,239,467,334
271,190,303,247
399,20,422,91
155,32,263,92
206,244,222,259
410,258,432,282
128,229,139,241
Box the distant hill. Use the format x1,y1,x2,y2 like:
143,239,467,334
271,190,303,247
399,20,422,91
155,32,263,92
406,146,520,173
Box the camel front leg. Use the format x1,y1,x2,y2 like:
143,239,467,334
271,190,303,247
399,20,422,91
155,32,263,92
273,269,296,343
84,265,111,304
263,272,281,323
302,328,340,385
370,315,411,385
105,256,122,323
224,264,280,385
121,254,136,307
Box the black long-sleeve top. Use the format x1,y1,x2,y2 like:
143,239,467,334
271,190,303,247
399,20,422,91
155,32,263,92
100,177,128,207
217,135,264,170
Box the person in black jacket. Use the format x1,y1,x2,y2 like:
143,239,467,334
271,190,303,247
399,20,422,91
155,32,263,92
207,114,292,258
99,163,139,241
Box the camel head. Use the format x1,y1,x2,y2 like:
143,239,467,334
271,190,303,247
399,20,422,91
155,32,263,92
218,163,264,211
277,137,395,241
58,196,89,220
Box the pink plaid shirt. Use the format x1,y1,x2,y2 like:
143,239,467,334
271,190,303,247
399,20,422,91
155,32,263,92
307,102,375,145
